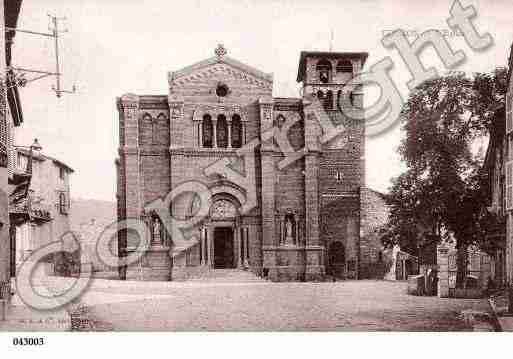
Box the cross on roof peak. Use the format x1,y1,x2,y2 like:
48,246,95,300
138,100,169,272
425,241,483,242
215,44,228,58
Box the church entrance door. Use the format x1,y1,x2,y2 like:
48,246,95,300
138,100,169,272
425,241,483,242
214,227,235,269
328,241,346,279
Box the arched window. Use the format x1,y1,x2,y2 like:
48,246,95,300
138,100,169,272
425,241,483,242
324,91,333,110
336,59,353,73
317,90,325,102
216,114,228,148
231,114,242,148
202,114,213,148
316,59,332,83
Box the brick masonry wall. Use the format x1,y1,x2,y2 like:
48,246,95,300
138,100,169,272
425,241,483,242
359,187,389,278
116,52,371,281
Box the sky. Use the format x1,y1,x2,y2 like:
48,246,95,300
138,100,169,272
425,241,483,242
11,0,513,201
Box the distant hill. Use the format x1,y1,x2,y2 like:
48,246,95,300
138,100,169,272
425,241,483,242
70,198,116,232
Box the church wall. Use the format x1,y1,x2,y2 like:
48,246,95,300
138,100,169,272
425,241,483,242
321,196,360,279
169,153,252,217
140,153,171,206
359,188,389,279
276,158,305,215
318,100,364,279
320,113,364,194
135,102,172,208
116,48,374,282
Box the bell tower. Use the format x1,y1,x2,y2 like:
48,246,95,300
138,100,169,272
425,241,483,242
296,51,368,111
297,51,369,280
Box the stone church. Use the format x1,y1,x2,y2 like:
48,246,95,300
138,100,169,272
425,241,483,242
116,45,384,282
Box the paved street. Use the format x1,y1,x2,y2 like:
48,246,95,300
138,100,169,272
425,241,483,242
76,273,491,331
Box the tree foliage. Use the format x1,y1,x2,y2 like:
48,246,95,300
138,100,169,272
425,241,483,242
383,69,507,259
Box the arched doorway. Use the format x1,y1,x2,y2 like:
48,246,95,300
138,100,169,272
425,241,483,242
208,196,239,269
328,241,345,279
214,227,234,268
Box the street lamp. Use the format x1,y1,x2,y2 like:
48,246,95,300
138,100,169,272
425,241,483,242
15,138,43,174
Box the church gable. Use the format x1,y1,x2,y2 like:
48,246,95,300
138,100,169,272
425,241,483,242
168,45,273,94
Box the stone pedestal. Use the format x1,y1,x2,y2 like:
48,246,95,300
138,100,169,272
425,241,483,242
437,244,450,298
264,245,305,282
126,245,172,281
305,246,325,281
262,245,325,282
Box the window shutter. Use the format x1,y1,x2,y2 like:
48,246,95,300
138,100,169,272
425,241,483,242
59,192,68,215
507,93,513,134
506,161,513,211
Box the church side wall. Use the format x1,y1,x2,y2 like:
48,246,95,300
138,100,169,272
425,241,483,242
320,102,365,280
359,188,389,279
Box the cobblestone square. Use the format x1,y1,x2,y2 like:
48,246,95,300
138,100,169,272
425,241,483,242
79,278,490,331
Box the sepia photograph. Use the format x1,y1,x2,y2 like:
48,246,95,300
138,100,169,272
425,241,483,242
0,0,513,356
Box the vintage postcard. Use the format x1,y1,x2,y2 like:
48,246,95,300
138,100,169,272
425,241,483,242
0,0,512,357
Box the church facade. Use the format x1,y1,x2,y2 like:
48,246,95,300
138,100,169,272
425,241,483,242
116,45,378,282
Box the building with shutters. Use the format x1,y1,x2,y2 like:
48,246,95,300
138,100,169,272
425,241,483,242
12,148,74,276
0,0,24,303
116,45,387,282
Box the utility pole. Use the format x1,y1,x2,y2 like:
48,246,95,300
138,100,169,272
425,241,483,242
5,14,76,97
52,15,61,97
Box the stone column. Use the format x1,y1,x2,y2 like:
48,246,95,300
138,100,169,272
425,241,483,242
245,227,251,267
198,122,203,148
302,98,324,281
237,227,242,268
227,119,232,149
168,94,184,147
259,97,277,280
203,230,208,266
233,226,239,268
117,94,142,280
207,226,214,267
200,228,206,266
212,119,217,148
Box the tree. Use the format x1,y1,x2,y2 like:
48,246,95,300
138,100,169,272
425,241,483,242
383,69,507,287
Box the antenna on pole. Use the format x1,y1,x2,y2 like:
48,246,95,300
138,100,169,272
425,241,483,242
5,13,77,98
329,29,334,52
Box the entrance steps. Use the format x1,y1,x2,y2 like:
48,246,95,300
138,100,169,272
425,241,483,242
182,268,265,283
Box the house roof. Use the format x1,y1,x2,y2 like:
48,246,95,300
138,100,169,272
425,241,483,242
16,148,75,173
296,51,369,83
